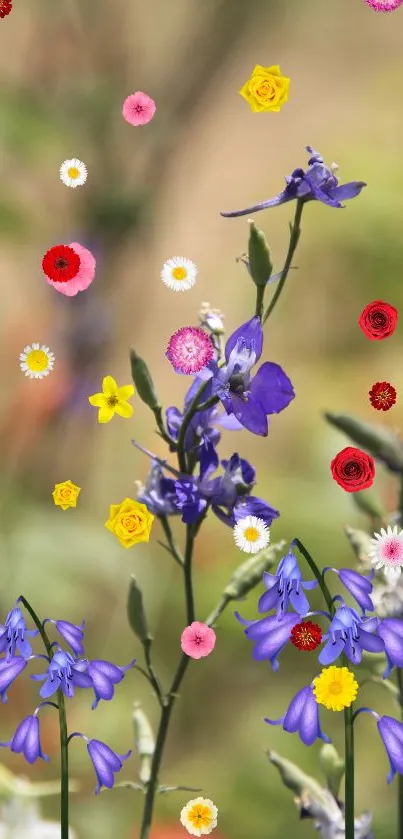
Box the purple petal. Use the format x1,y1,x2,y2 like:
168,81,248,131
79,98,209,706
220,193,290,218
89,660,125,683
359,629,385,654
283,687,311,734
378,716,403,782
39,675,61,699
378,620,403,670
233,497,279,527
319,636,346,665
289,587,311,616
225,316,263,364
227,395,268,436
338,569,374,612
214,412,244,431
72,670,94,689
258,585,280,614
327,182,366,203
250,363,295,415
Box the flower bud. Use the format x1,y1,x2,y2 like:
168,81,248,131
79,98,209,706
319,743,345,798
223,541,286,600
133,704,155,785
324,412,403,473
198,302,225,335
267,750,330,809
127,577,151,645
247,220,273,287
130,350,161,411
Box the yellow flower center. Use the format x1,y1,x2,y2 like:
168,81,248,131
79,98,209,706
329,680,342,694
257,80,274,97
26,350,49,372
60,488,72,499
188,805,212,828
107,394,119,407
244,526,259,542
67,166,80,179
118,511,145,536
172,266,187,281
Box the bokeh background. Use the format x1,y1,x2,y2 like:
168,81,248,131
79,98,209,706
1,0,403,837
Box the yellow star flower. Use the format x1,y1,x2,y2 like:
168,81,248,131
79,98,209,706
52,480,81,510
239,64,290,113
105,498,154,548
88,376,134,423
313,666,359,712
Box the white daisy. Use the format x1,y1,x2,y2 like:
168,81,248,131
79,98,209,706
233,515,270,554
59,158,88,188
20,344,55,379
180,797,218,837
160,256,198,292
368,525,403,581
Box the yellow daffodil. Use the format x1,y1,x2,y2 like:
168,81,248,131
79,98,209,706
105,498,154,548
313,666,359,712
88,376,134,423
239,64,290,113
52,480,81,510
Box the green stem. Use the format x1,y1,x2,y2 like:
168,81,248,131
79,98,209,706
158,515,184,567
19,597,69,839
153,406,178,449
344,704,355,839
255,284,265,319
176,380,210,472
205,594,231,627
291,539,334,614
262,199,304,324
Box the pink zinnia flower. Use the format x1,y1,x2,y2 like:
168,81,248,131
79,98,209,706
365,0,403,9
166,327,214,375
180,622,216,660
43,242,96,297
122,92,156,126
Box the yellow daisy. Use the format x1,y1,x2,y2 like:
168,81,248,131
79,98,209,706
180,797,218,837
88,376,134,423
313,666,359,712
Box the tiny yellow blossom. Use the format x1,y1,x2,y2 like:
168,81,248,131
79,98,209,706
105,498,154,549
88,375,134,423
313,666,359,712
239,64,290,113
52,480,81,510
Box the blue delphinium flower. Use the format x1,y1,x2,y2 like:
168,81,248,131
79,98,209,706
166,374,224,453
319,606,384,666
235,611,300,670
264,685,330,746
70,733,132,794
0,656,27,703
174,478,207,524
0,710,49,763
86,659,136,710
0,607,38,659
197,316,295,436
44,618,86,657
221,146,366,216
258,549,318,617
136,460,180,517
377,618,403,677
31,648,93,699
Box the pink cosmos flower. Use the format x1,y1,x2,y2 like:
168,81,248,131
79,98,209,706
180,622,216,660
365,0,403,9
166,326,214,375
122,92,156,126
43,242,96,297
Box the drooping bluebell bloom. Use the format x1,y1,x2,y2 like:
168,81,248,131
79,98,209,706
319,606,384,666
196,316,295,436
44,618,86,657
323,567,375,613
86,659,136,710
265,685,330,746
235,611,300,670
377,715,403,783
31,648,92,699
0,656,27,703
258,550,318,617
70,733,132,794
0,607,38,660
377,618,403,678
0,712,49,764
136,460,180,517
221,146,366,216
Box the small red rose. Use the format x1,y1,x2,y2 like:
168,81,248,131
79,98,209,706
358,300,398,340
369,381,397,411
330,446,375,493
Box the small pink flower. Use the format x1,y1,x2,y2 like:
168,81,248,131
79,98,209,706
122,91,156,126
45,242,96,297
180,622,216,660
365,0,403,9
166,326,214,375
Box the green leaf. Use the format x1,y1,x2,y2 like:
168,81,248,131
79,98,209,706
127,577,151,644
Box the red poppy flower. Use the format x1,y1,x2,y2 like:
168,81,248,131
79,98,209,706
369,381,397,411
42,245,81,284
358,300,398,340
330,446,375,493
290,620,322,651
0,0,12,17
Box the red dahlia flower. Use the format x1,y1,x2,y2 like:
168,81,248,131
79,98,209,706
42,245,81,284
369,381,397,411
290,620,322,651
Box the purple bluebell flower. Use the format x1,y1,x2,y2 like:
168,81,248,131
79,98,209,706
31,649,92,699
174,478,207,524
197,316,295,436
265,685,330,746
136,460,180,517
0,712,49,763
44,618,86,657
221,146,366,216
377,715,403,783
87,659,136,710
258,550,318,617
0,607,38,660
0,656,27,703
319,606,384,666
324,567,375,613
70,734,132,795
377,618,403,678
235,611,300,670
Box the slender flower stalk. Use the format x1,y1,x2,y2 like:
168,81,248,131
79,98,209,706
262,199,304,324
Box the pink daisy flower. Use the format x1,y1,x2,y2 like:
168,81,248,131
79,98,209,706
43,242,96,297
365,0,403,9
122,92,156,126
166,326,214,375
180,622,216,660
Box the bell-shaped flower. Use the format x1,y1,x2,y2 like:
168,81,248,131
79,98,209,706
31,648,93,699
87,659,136,710
258,550,318,617
0,655,27,703
377,618,403,678
265,685,330,746
70,733,132,795
319,606,384,666
0,607,38,660
235,611,300,671
44,618,86,657
377,715,403,783
0,712,49,764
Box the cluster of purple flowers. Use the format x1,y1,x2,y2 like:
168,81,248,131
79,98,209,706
236,544,403,782
0,604,135,793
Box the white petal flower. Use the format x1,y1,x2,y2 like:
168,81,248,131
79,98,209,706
368,525,403,580
180,797,218,836
160,256,198,292
59,158,88,188
19,344,55,379
233,515,270,554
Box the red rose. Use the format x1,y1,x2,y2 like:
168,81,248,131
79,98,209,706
358,300,398,340
330,446,375,492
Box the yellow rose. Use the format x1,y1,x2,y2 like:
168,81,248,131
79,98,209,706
52,480,81,510
105,498,154,549
239,64,290,113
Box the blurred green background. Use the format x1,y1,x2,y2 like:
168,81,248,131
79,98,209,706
1,0,403,837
